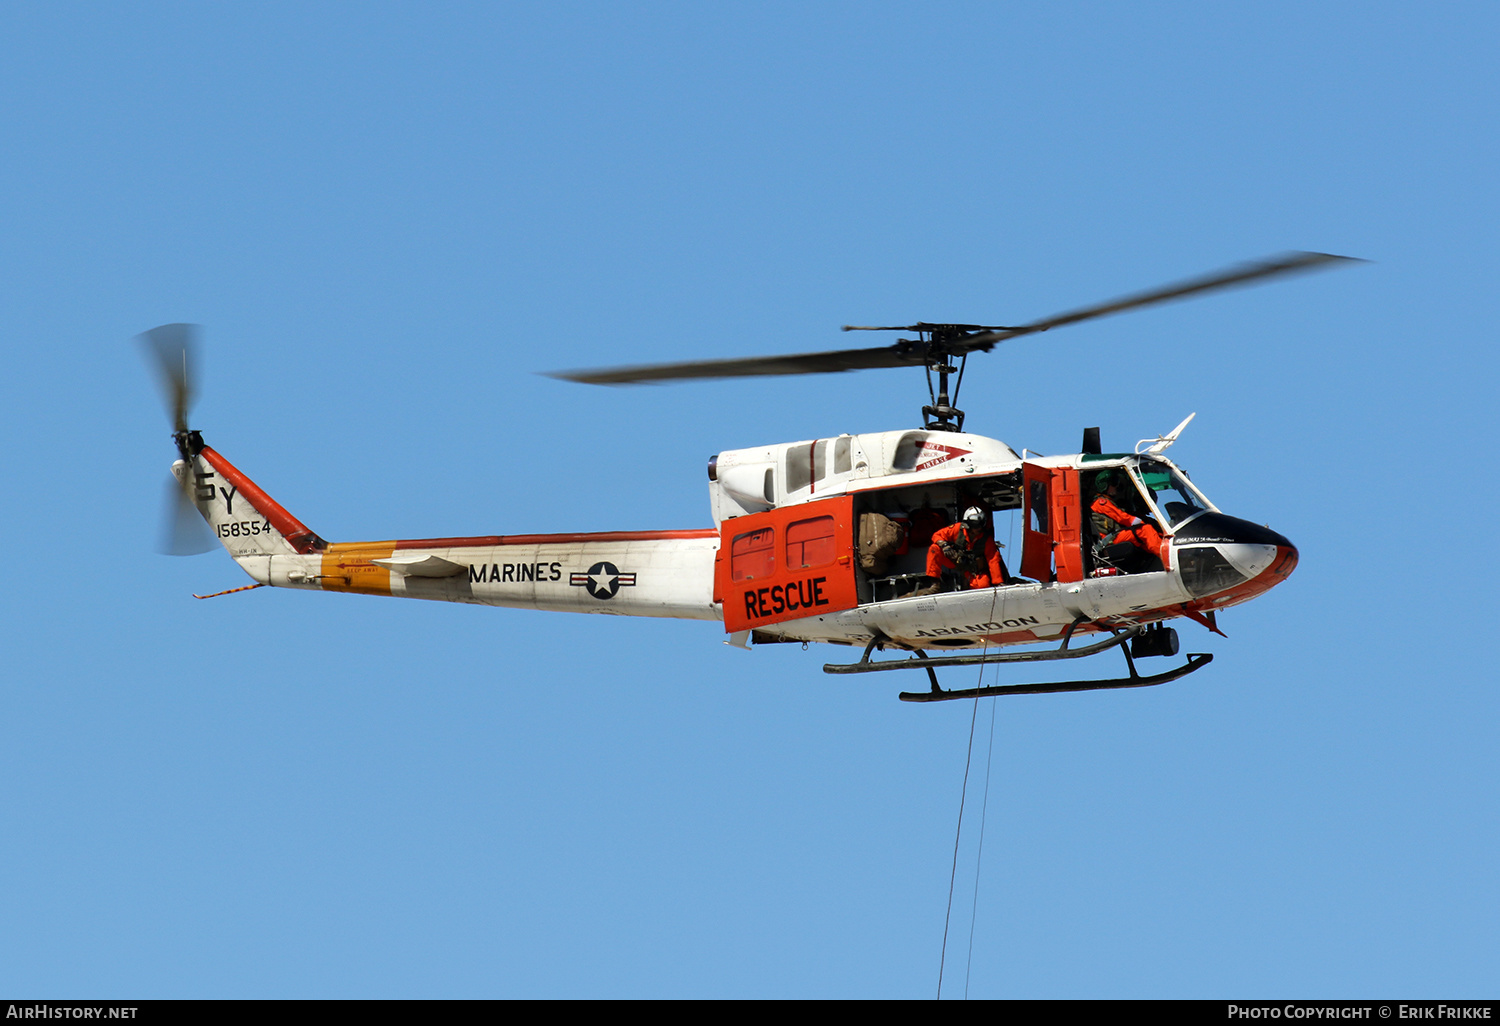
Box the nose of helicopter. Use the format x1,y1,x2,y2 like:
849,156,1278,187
1171,512,1298,602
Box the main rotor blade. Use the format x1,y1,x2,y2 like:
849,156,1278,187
549,344,919,384
956,251,1363,350
137,323,201,433
549,251,1362,385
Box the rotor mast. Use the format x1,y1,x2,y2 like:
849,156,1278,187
911,326,977,432
844,322,1017,432
924,349,965,432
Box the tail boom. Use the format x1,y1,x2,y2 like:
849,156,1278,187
182,445,720,621
294,530,719,620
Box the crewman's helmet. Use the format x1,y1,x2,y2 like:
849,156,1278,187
1094,470,1115,491
961,506,986,528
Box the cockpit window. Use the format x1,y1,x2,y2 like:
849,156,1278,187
1133,458,1212,527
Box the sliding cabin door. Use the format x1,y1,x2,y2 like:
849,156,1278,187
716,496,857,633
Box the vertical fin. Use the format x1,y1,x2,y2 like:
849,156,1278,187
177,445,325,559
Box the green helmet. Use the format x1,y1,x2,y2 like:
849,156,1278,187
1094,469,1115,491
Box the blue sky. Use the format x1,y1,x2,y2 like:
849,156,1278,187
1,2,1496,998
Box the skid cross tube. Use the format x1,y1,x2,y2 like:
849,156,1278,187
823,622,1140,675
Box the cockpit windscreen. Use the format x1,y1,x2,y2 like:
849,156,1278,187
1134,458,1212,527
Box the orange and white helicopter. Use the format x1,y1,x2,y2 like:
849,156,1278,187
143,252,1357,702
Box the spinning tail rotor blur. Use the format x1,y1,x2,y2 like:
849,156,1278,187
138,323,215,555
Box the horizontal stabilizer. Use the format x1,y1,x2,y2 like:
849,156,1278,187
371,554,469,578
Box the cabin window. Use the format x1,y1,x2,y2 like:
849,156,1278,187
785,515,837,570
786,440,830,492
834,436,852,475
786,447,810,492
1028,480,1050,534
731,526,776,581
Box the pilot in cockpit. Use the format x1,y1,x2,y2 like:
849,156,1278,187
1091,469,1163,571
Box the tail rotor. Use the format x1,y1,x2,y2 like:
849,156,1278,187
138,323,215,555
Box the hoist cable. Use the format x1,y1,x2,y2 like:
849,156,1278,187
958,508,1018,995
936,692,980,1000
937,574,1005,998
964,696,998,999
939,507,1017,998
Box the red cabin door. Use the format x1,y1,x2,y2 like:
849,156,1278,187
1020,464,1084,584
715,496,857,633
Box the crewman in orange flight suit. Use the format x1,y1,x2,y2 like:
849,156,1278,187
1091,469,1163,565
923,506,1013,591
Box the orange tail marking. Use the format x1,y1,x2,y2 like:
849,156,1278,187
320,541,398,596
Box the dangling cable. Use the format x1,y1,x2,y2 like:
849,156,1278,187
964,696,998,998
962,551,1008,996
937,561,1006,998
937,693,980,1000
958,506,1019,994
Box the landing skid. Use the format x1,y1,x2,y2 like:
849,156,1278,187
822,619,1213,702
897,652,1212,703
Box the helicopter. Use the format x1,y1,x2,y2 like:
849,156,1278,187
142,251,1357,702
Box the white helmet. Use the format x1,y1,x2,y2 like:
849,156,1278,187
961,506,986,528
